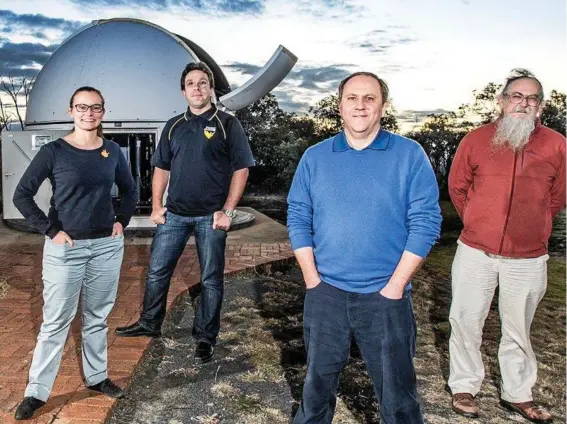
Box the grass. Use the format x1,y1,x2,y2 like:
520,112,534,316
209,200,566,423
107,198,565,423
546,257,566,303
0,276,8,301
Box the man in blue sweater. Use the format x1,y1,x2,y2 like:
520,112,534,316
287,72,442,424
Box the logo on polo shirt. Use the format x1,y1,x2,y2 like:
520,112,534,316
204,126,216,140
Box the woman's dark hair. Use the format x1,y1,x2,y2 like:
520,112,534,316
69,86,105,137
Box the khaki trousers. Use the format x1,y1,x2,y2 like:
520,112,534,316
448,240,548,402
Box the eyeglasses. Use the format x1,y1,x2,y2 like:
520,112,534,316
74,103,104,113
504,93,542,107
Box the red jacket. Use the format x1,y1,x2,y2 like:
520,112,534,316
449,121,566,258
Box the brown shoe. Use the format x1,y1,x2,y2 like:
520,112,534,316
500,399,553,423
452,393,479,418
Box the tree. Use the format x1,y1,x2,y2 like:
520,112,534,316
309,94,399,139
309,94,341,139
0,75,35,130
406,112,468,197
459,82,503,124
236,94,314,193
541,90,566,135
0,96,13,132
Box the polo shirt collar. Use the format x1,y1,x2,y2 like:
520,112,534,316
332,128,390,152
184,103,218,122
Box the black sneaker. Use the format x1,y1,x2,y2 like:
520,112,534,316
14,397,46,420
194,341,214,363
87,378,125,399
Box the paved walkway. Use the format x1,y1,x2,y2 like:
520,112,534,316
0,208,294,423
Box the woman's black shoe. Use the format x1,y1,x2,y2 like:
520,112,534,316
14,397,45,420
87,378,125,399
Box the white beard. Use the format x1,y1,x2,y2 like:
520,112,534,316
493,112,536,151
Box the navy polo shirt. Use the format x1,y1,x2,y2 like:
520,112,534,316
152,104,254,216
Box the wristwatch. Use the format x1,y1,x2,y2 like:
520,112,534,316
222,208,236,218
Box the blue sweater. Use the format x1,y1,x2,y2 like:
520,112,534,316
287,129,442,293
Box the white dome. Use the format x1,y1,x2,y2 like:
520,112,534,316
26,19,228,125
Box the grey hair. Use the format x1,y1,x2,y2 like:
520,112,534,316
501,68,544,100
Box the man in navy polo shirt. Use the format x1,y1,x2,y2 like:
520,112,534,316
116,62,254,363
287,72,441,423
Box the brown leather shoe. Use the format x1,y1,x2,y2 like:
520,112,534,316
500,399,553,423
452,393,479,418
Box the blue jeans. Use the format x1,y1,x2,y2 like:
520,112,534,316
139,212,227,344
293,281,423,424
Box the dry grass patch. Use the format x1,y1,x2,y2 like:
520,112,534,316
238,327,285,382
237,407,288,424
332,398,361,424
221,304,285,383
232,296,256,308
234,393,263,413
223,307,260,326
217,331,240,343
210,382,241,399
0,276,8,301
189,413,221,423
167,367,198,378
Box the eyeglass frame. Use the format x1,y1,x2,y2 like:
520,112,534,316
73,103,105,113
503,92,543,107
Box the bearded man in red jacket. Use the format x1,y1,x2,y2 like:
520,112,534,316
447,69,565,423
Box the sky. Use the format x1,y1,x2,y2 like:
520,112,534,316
0,0,565,130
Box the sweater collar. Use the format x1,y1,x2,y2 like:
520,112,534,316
332,128,390,152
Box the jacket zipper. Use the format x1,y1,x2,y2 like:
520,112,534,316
498,152,518,254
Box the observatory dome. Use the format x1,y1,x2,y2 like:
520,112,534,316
26,18,230,126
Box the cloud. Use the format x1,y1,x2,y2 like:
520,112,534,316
271,89,312,112
288,65,353,92
223,62,263,76
226,61,353,94
396,109,453,122
68,0,265,14
376,64,417,73
294,0,365,18
358,43,388,53
0,10,85,40
351,28,418,55
0,40,58,78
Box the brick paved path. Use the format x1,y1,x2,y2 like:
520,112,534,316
0,240,293,423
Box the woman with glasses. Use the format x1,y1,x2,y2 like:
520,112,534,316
12,86,137,420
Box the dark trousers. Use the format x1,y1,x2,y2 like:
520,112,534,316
293,281,423,424
139,212,227,344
